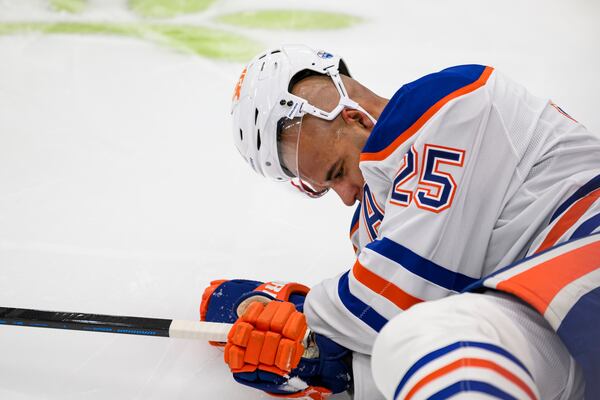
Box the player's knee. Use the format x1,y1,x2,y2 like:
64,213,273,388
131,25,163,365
372,297,471,399
372,294,541,400
373,294,489,363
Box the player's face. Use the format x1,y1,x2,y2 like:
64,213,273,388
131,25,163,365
281,113,370,206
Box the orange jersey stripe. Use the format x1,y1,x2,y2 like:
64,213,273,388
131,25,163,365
497,240,600,315
404,358,537,400
352,260,423,310
360,66,494,162
535,188,600,253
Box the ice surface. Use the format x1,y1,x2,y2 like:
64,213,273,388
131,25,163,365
0,0,598,399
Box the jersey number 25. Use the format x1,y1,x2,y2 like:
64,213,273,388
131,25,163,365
390,144,465,213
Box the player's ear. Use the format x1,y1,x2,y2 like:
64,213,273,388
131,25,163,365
341,108,375,129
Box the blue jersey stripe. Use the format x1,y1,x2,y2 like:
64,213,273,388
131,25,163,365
550,173,600,223
337,271,388,332
366,238,477,292
557,286,600,400
361,65,488,155
570,212,600,241
393,341,531,399
427,381,517,400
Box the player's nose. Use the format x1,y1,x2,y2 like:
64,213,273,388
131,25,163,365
332,182,359,206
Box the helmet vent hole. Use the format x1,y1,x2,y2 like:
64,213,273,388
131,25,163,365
254,108,259,124
266,161,271,166
257,129,262,150
271,50,281,54
239,129,243,141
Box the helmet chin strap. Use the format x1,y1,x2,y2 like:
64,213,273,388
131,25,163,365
328,69,378,125
344,100,378,125
287,68,378,125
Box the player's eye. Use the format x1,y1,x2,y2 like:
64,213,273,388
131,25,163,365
334,165,344,180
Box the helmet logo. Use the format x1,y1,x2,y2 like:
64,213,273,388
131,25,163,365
232,67,247,102
317,51,334,59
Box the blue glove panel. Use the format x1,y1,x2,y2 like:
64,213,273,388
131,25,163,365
233,332,353,396
203,279,263,323
305,334,353,394
233,370,287,393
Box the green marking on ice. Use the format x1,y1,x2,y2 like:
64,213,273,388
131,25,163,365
148,24,261,60
129,0,215,18
0,22,260,61
215,10,363,30
50,0,86,14
0,23,42,36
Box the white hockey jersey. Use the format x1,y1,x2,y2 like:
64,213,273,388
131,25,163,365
303,64,600,362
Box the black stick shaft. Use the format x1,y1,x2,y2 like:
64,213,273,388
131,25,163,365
0,307,172,337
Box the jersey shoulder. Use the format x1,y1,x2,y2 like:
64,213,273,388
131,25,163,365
361,65,493,161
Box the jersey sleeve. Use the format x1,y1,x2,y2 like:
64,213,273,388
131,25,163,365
305,65,549,353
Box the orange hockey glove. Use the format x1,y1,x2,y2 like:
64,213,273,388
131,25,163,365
225,300,307,376
200,280,352,399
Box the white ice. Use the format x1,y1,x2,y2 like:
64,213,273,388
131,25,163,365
0,0,599,399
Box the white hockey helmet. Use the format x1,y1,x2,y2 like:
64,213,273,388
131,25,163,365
231,44,374,197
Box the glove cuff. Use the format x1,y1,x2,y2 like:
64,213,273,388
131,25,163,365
254,281,310,302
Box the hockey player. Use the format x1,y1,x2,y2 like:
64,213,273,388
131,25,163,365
202,45,600,399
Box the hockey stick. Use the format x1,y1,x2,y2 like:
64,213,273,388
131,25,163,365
0,307,232,342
